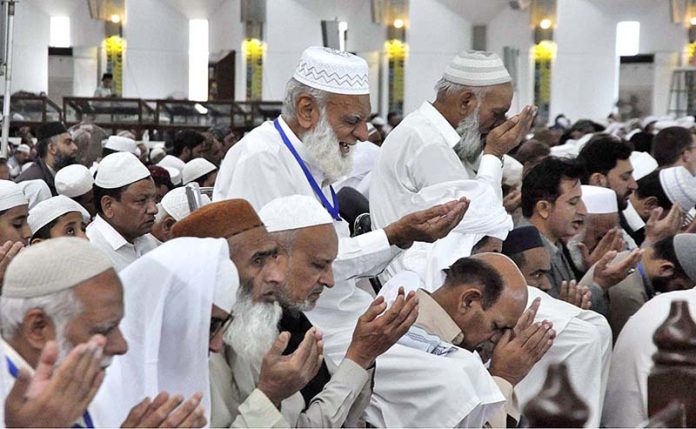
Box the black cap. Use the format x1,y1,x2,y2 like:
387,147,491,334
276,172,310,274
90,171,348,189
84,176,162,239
502,225,544,256
35,122,68,141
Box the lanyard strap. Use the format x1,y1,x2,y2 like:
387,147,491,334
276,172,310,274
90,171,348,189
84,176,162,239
6,356,94,428
273,119,341,220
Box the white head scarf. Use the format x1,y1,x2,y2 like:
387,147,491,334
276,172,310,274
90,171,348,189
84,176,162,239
400,180,513,291
92,237,238,427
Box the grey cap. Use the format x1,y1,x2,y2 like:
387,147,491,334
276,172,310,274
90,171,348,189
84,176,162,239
674,233,696,283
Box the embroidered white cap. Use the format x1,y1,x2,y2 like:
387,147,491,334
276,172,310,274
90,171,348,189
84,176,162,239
182,158,217,185
95,152,150,189
0,180,28,211
55,164,94,198
293,46,369,95
443,50,512,87
259,194,333,233
629,151,658,181
659,166,696,212
104,135,139,155
18,180,51,210
581,185,618,214
163,166,182,186
160,187,210,222
28,195,90,235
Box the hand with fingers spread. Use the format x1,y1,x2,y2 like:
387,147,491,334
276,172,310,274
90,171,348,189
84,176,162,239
384,198,470,249
576,228,624,270
0,240,23,287
256,328,324,408
503,188,522,214
484,105,538,158
121,391,207,428
559,280,592,310
645,205,683,246
593,248,643,290
489,301,555,386
5,336,107,428
345,288,419,369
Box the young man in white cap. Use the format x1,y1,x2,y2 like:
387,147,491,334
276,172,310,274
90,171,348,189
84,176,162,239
370,50,537,235
55,163,96,217
603,234,696,427
28,195,90,244
182,157,218,187
17,122,78,195
86,152,159,271
622,151,659,245
8,143,30,178
0,237,208,428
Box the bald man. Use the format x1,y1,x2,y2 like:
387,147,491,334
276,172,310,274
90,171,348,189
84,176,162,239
404,253,555,428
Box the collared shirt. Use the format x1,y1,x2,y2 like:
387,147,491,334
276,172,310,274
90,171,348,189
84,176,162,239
86,214,159,271
370,101,505,234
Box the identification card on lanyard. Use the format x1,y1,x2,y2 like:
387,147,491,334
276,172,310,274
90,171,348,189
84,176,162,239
273,118,341,220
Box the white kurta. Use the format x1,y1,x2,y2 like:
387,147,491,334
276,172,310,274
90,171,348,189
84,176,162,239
334,141,380,196
369,101,504,235
86,214,159,272
602,289,696,427
213,116,506,427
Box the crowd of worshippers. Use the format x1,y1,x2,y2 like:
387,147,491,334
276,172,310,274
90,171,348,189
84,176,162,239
0,47,695,428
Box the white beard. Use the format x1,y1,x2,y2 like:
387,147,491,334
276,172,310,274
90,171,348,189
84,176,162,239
225,292,283,370
302,113,354,183
55,328,112,369
453,104,483,165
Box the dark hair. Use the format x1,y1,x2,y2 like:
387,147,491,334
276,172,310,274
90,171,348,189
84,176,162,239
102,73,113,80
652,236,688,279
36,136,56,159
172,129,205,157
630,131,654,153
521,156,585,218
506,252,526,271
634,170,672,211
576,134,634,183
387,112,399,121
193,171,215,187
652,126,694,167
443,257,504,309
93,184,126,215
102,147,119,158
31,217,61,240
512,139,550,165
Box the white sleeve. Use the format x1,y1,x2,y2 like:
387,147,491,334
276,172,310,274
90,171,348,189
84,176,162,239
333,230,400,282
475,154,504,201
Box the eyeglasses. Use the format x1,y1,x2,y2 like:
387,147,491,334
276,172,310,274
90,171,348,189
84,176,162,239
210,314,233,341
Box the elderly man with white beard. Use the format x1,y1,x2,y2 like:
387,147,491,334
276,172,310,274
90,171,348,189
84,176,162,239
370,50,536,239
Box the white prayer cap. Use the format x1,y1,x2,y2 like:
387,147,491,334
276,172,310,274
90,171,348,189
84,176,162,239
28,195,90,235
625,128,641,140
293,46,369,95
149,147,166,163
15,144,30,154
659,166,696,212
55,164,94,198
104,135,138,155
160,187,210,222
164,166,182,186
182,158,217,185
677,116,695,129
157,154,186,172
18,180,51,210
0,180,28,211
581,185,618,214
95,152,150,189
371,116,386,126
443,50,512,87
629,151,658,181
259,194,333,233
2,237,114,298
641,116,659,129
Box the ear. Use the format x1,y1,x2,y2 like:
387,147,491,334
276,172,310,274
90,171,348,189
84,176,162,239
101,195,115,219
535,200,553,220
459,288,483,313
295,93,322,130
642,196,659,212
163,217,176,233
46,140,58,156
458,89,479,119
589,173,607,187
20,309,54,351
658,260,676,278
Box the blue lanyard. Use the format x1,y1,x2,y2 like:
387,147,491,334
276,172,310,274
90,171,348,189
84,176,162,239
636,262,655,300
6,356,94,428
273,118,341,220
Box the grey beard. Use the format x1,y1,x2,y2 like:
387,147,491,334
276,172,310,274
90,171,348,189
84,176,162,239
225,292,283,370
453,106,483,165
302,113,354,183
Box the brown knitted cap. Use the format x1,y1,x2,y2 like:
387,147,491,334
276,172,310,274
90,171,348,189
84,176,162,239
172,199,263,239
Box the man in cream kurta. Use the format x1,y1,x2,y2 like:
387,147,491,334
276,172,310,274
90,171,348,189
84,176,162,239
213,46,504,427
